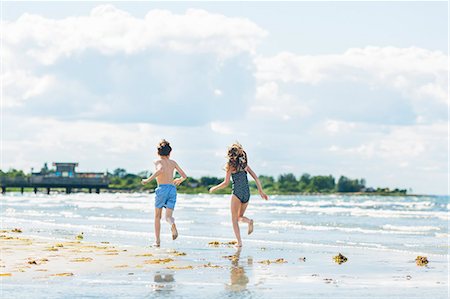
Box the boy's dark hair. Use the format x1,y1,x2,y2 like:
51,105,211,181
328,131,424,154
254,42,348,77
157,139,172,156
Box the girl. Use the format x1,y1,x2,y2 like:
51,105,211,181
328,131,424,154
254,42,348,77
209,143,268,247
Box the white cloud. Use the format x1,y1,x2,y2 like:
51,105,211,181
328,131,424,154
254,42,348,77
2,5,263,122
2,71,57,107
331,122,446,163
2,5,267,65
210,121,233,135
323,119,356,134
251,81,311,120
254,46,448,105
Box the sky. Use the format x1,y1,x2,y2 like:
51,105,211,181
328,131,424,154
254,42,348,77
1,1,448,195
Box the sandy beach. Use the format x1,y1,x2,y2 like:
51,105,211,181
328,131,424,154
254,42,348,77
0,230,200,280
1,193,448,298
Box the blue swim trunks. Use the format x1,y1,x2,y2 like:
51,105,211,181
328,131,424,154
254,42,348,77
155,184,177,209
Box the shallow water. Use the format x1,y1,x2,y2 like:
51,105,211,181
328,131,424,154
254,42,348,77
1,193,449,298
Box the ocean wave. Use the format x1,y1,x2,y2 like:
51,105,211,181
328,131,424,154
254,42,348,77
382,224,441,232
250,205,448,220
256,220,437,235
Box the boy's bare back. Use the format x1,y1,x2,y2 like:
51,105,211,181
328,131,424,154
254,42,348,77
141,139,187,187
154,158,178,185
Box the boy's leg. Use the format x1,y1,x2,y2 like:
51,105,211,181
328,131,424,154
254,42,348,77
154,208,162,246
165,208,175,225
231,195,242,246
165,208,178,240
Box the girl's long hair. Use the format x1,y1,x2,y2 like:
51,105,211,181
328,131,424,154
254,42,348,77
226,142,248,172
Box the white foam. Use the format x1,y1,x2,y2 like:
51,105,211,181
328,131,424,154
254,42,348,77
258,220,433,235
382,224,441,232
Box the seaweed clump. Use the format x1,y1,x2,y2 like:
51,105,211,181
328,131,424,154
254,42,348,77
415,256,428,266
333,253,348,264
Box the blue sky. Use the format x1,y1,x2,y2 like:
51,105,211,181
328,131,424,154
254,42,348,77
2,1,448,194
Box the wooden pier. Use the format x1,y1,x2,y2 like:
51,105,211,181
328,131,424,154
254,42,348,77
0,177,109,194
0,162,109,194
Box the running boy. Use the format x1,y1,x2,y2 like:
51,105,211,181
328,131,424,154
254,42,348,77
141,139,187,247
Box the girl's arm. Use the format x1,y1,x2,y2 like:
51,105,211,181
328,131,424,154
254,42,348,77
141,162,162,185
209,168,231,193
246,165,269,200
173,162,188,186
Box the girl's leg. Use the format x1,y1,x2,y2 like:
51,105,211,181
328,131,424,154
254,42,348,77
165,208,178,240
154,208,162,246
238,202,254,235
231,195,243,246
238,202,251,223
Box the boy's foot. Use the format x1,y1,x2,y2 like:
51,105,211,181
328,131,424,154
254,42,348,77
234,242,243,248
171,223,178,240
248,220,254,235
153,242,160,248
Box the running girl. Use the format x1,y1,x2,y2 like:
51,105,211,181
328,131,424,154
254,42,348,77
209,142,268,247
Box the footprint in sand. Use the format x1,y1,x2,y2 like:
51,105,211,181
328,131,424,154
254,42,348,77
70,257,93,262
135,253,154,257
258,258,287,265
51,272,74,277
144,258,174,264
203,262,222,268
166,265,193,270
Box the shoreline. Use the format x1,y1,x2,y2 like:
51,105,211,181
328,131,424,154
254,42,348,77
1,188,432,197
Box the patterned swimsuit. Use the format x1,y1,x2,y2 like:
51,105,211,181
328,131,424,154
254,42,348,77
231,171,250,203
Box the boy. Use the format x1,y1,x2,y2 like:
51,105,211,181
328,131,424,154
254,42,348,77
141,139,187,247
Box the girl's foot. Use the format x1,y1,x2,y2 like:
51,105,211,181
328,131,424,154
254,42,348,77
234,242,242,248
171,223,178,240
248,220,254,235
153,242,160,248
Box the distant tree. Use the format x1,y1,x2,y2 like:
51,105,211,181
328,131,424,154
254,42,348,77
184,177,200,187
278,173,299,192
307,175,335,192
200,176,222,187
259,175,275,189
113,168,127,178
360,178,366,188
137,171,150,178
298,173,311,191
7,169,26,178
337,176,364,192
124,173,139,179
40,163,49,175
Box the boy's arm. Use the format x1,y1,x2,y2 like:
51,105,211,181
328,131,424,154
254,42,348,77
209,168,231,193
141,162,162,185
173,162,187,186
246,165,269,200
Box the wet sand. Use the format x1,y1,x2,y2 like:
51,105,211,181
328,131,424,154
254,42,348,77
0,230,195,280
1,228,447,299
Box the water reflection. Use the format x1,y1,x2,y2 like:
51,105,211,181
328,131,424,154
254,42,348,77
151,271,175,293
226,247,250,292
